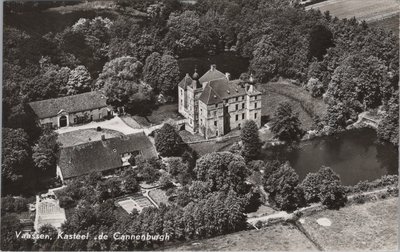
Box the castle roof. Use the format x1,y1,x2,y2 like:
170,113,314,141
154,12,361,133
199,68,226,83
199,78,249,105
58,132,157,180
29,91,108,119
178,74,193,90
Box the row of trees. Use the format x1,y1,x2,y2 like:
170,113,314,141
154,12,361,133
263,161,347,211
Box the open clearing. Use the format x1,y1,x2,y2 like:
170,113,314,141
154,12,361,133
306,0,399,22
306,0,399,35
166,223,317,251
259,81,327,130
133,104,184,127
301,197,398,251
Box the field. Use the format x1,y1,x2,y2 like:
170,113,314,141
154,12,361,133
58,128,123,147
166,223,318,251
369,14,400,37
259,81,327,130
306,0,399,35
148,189,169,206
133,104,184,127
301,197,398,251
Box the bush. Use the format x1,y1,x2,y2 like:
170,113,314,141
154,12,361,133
96,126,102,131
58,195,76,209
1,196,28,214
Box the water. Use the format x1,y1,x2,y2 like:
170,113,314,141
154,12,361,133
178,52,249,80
260,128,398,185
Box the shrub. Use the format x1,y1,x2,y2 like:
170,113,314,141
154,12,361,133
58,196,76,209
1,196,28,214
96,126,102,131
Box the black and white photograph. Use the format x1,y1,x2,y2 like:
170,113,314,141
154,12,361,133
1,0,399,251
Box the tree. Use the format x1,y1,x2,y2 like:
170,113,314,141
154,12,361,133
263,162,303,211
299,172,321,203
194,152,249,194
240,120,261,161
154,124,183,157
143,53,180,97
96,56,155,115
377,94,399,145
308,24,334,61
2,128,31,185
37,224,58,250
164,11,206,56
65,65,92,95
317,167,347,209
299,166,346,209
124,173,140,193
32,130,60,172
270,102,303,141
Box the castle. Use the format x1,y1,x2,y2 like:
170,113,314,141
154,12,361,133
178,65,262,139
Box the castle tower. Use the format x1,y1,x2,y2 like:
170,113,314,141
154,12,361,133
186,69,203,133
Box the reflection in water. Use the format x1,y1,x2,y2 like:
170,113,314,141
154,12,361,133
260,128,398,185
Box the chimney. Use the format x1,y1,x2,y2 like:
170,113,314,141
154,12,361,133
185,73,189,78
210,64,216,71
225,72,231,80
101,135,106,141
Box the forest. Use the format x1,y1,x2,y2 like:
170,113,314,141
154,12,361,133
1,0,399,250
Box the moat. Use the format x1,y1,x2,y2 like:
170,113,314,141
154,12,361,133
260,128,399,185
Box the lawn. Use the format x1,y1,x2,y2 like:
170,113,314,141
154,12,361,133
166,223,317,251
306,0,399,22
133,103,184,127
148,189,169,206
259,81,327,130
187,135,240,156
58,128,123,147
301,197,398,251
369,14,399,37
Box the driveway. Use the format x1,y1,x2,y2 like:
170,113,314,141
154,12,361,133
56,116,142,135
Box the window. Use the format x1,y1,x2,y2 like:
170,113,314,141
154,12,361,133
255,113,258,119
235,104,239,110
213,111,217,117
242,113,245,119
255,102,258,109
214,121,217,126
201,119,203,124
200,109,202,115
235,114,239,121
215,104,218,108
242,103,245,109
236,97,239,101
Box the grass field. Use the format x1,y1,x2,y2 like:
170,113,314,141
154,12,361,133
133,104,184,127
167,223,317,251
259,81,327,130
301,197,398,251
306,0,399,35
148,189,169,206
369,14,400,37
58,128,123,147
